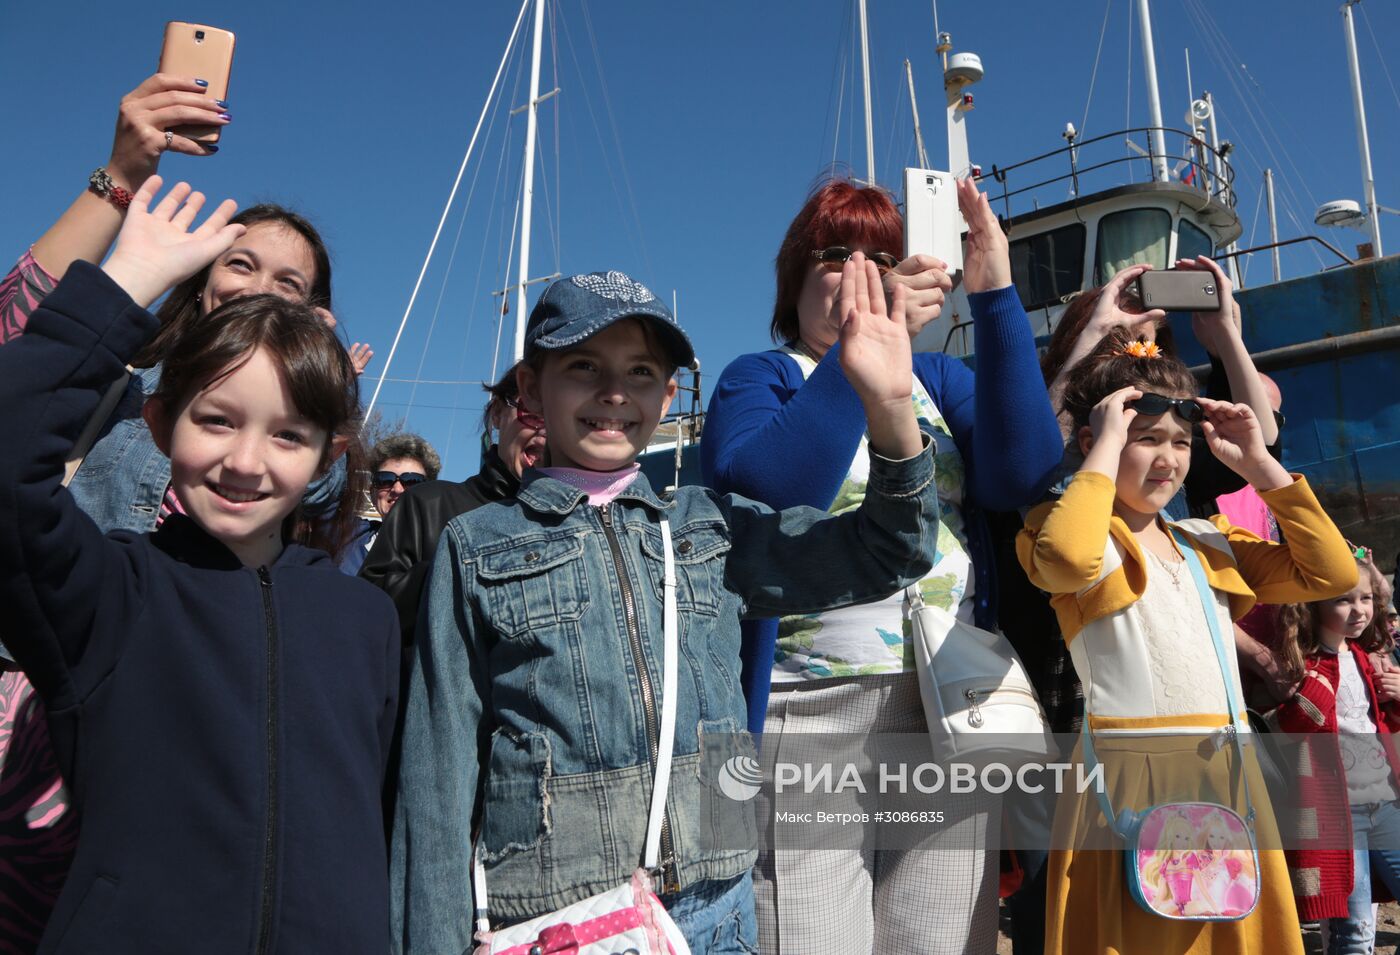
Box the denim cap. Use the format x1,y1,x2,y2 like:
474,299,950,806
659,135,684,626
524,270,695,369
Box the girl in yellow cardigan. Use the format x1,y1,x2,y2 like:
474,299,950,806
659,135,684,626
1018,330,1357,954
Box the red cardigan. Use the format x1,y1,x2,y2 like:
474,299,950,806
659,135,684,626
1273,641,1400,919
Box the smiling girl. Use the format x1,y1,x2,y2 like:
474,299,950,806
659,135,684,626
0,178,399,954
1274,548,1400,953
1018,329,1356,954
392,262,940,954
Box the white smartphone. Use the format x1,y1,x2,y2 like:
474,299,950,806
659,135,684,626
903,167,965,288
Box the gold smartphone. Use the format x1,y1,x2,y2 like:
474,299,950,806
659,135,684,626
158,22,235,144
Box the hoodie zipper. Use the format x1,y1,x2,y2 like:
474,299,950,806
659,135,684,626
598,504,678,893
255,567,280,954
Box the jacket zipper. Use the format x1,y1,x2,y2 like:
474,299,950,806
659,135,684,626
255,567,280,954
598,504,678,893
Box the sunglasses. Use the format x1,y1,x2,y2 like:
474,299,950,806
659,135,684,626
373,470,427,491
811,246,899,274
504,396,546,431
1129,392,1204,424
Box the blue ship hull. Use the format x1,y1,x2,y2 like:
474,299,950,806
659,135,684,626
1171,255,1400,571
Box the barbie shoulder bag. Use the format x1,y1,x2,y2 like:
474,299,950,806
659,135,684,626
1081,528,1260,921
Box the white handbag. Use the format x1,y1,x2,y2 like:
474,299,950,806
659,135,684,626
472,521,692,955
907,586,1057,765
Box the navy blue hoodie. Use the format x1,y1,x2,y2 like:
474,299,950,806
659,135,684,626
0,263,399,954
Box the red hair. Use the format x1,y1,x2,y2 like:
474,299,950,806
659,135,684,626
770,177,903,343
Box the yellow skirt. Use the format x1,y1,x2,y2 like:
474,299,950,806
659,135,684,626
1046,728,1302,955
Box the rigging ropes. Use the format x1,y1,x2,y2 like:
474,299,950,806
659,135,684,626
363,0,532,428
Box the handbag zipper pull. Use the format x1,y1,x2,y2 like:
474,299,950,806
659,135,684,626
965,688,985,727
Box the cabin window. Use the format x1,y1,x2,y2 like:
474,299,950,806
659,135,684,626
1095,208,1170,283
1009,223,1086,312
1176,219,1214,262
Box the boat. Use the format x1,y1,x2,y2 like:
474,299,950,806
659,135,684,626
639,0,1400,574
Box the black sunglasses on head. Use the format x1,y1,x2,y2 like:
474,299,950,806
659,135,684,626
373,470,427,490
1129,392,1204,424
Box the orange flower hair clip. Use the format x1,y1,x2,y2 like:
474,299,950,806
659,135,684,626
1119,339,1162,360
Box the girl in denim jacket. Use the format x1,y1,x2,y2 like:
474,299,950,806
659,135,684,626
391,258,940,954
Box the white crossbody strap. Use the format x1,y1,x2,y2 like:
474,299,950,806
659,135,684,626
473,518,679,932
644,518,679,869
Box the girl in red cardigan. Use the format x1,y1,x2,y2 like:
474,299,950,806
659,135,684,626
1275,548,1400,954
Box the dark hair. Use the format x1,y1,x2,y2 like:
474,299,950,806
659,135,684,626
481,363,521,434
1042,285,1175,386
369,433,441,480
771,177,903,344
1276,553,1394,682
1059,328,1199,432
149,293,364,557
132,204,333,369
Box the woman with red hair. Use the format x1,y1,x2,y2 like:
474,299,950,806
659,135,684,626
701,175,1061,953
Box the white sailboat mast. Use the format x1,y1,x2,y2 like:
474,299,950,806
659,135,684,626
513,0,549,360
1135,0,1169,183
1341,1,1383,257
858,0,876,183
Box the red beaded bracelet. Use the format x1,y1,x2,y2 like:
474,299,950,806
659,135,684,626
88,168,133,210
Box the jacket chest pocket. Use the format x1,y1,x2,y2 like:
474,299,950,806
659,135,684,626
639,519,732,617
476,534,591,639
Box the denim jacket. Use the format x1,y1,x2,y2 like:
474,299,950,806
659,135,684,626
65,363,344,535
390,435,938,952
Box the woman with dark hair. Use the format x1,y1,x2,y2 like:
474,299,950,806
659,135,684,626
361,364,546,646
701,175,1062,954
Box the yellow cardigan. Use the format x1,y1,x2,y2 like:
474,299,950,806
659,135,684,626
1018,471,1357,644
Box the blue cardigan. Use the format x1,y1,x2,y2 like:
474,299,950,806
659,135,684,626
701,285,1062,732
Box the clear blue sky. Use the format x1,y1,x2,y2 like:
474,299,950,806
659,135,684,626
5,0,1398,480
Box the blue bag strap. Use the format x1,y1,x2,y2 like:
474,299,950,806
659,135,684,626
1080,526,1256,836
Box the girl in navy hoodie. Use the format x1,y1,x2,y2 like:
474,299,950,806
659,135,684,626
0,177,399,954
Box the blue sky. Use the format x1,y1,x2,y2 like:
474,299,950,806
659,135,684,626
4,0,1398,479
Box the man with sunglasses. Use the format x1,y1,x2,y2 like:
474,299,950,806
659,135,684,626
337,434,441,575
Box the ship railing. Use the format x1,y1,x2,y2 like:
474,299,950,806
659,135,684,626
975,126,1237,222
1217,235,1356,270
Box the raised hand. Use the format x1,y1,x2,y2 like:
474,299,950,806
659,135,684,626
1197,397,1290,490
1088,386,1142,453
101,176,243,308
882,254,952,340
837,252,920,458
956,177,1010,294
1176,255,1240,357
348,342,374,376
109,73,230,188
1091,264,1167,339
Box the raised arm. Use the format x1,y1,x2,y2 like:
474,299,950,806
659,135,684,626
934,179,1063,509
0,178,242,702
29,74,228,284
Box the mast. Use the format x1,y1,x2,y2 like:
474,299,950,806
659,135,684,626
858,0,876,183
1135,0,1169,183
1265,168,1281,281
1341,1,1383,257
513,0,548,360
1202,91,1239,285
905,59,930,169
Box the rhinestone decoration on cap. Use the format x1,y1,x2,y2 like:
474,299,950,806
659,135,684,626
570,270,656,304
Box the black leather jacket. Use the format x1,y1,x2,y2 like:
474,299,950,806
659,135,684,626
360,447,519,646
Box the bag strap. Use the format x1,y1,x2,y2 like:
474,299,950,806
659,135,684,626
473,518,680,934
1081,526,1255,835
62,370,131,487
